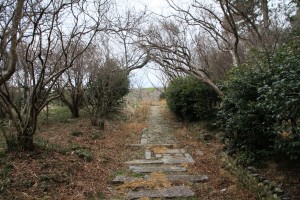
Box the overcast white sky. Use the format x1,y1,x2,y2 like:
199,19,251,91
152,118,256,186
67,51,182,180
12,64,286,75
115,0,172,88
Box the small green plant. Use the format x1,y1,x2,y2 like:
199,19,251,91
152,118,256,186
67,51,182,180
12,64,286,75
71,130,82,137
59,118,70,123
0,163,13,179
132,173,144,178
91,131,103,140
70,143,93,162
74,148,93,162
235,151,256,167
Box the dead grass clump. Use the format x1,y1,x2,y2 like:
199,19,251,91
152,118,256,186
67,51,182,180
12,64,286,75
150,146,169,154
132,101,151,122
121,122,148,135
117,172,171,192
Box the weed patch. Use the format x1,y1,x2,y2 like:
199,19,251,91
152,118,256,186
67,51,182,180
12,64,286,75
71,130,82,137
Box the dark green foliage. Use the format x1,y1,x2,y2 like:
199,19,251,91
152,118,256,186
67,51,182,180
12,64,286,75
70,144,93,162
85,58,130,126
258,38,300,160
166,76,220,121
218,37,300,163
218,66,275,161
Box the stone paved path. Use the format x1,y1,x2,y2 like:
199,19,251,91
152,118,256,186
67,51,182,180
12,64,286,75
112,105,208,199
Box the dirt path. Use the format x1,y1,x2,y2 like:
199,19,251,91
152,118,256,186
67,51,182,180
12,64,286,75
111,104,255,199
140,105,177,145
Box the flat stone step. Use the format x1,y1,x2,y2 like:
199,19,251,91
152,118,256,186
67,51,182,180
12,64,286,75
162,153,195,164
141,138,147,145
127,144,175,148
166,174,208,183
129,165,186,173
112,174,208,184
127,186,195,199
125,160,164,165
145,150,152,160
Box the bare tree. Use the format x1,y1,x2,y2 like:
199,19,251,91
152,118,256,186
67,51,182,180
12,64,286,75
54,43,91,118
141,21,224,96
0,0,26,85
0,0,112,151
110,9,151,73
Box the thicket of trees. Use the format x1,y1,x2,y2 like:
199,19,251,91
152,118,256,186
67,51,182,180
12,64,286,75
0,0,299,156
163,0,300,163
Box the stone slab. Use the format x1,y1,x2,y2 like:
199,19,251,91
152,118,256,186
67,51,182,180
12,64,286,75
145,150,152,160
112,174,208,184
129,165,186,173
127,186,195,199
184,153,195,163
141,138,147,145
127,144,174,148
162,153,195,164
125,159,164,165
166,174,208,183
163,149,185,154
155,154,162,158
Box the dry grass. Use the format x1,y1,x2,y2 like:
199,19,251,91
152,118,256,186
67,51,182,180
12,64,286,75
150,146,169,154
117,172,171,193
0,101,151,199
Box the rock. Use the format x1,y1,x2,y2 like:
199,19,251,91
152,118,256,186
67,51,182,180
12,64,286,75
184,153,195,163
145,150,151,160
129,165,186,173
141,138,147,145
274,187,284,195
220,188,227,192
127,186,195,199
247,166,256,172
155,154,162,158
125,160,164,165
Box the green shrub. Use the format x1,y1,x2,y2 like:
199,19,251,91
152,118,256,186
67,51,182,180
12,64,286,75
218,66,276,159
258,38,300,160
166,76,220,121
218,37,300,162
85,58,130,126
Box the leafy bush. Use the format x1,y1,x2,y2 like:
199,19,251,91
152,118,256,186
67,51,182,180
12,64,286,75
258,38,300,160
85,58,130,126
166,76,220,121
218,66,276,160
218,37,300,162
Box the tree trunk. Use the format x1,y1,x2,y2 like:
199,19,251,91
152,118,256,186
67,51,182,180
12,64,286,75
261,0,269,29
90,116,98,126
17,133,35,151
0,0,25,86
6,130,35,152
70,105,80,118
